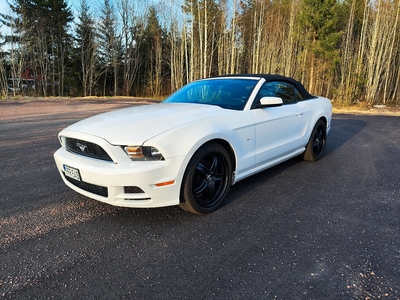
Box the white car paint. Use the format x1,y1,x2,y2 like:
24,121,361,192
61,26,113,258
54,75,332,211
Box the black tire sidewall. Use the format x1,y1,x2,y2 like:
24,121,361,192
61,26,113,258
181,142,232,214
304,119,326,162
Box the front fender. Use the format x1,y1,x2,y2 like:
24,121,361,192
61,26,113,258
145,110,256,180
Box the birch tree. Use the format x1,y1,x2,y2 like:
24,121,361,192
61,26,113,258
168,18,185,92
141,6,164,96
182,0,221,80
365,0,400,104
118,0,146,96
0,32,8,97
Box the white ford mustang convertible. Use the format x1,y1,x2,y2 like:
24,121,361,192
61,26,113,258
54,74,332,214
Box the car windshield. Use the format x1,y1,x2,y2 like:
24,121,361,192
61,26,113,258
163,78,258,110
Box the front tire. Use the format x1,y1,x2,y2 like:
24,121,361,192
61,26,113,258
179,143,232,214
303,119,327,162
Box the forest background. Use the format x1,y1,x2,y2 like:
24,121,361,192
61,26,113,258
0,0,399,107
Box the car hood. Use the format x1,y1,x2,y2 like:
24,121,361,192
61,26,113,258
63,103,228,145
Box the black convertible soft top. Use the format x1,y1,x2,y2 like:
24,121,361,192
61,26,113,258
217,74,316,100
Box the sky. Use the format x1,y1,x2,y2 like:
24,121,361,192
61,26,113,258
0,0,11,36
0,0,96,37
0,0,183,37
0,0,9,14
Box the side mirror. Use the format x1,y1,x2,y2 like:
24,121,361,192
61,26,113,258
259,96,283,107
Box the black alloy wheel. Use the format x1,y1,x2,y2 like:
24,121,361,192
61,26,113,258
303,119,327,162
180,142,232,214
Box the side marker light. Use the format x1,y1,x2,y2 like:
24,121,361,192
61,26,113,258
155,180,175,187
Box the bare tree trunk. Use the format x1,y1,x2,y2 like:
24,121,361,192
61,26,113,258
190,1,195,82
184,15,190,84
308,52,315,94
51,36,56,96
285,0,298,77
60,41,66,96
365,0,397,105
355,0,370,101
338,0,356,105
0,49,8,98
119,0,145,95
9,29,25,97
197,1,204,79
203,0,208,78
229,0,237,74
113,62,118,96
251,1,263,73
81,43,88,96
383,0,400,103
37,31,49,97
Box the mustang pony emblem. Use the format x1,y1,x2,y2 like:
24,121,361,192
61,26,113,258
76,141,87,152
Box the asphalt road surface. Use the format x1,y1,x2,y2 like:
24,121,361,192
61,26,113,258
1,100,399,299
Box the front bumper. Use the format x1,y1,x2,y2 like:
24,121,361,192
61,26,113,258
53,147,184,208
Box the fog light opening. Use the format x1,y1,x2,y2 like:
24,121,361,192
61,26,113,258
124,186,145,194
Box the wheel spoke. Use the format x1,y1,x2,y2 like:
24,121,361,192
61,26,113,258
196,162,208,176
315,128,322,139
208,156,218,174
193,162,211,196
312,127,324,154
313,138,321,148
192,153,227,204
194,178,208,195
207,178,216,197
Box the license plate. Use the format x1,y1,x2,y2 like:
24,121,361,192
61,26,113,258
63,165,81,181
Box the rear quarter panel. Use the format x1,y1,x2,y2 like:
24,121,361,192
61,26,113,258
300,96,332,139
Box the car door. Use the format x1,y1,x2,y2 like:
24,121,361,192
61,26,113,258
251,81,309,165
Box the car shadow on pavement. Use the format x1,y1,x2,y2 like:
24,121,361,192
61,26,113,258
221,115,367,210
325,115,366,155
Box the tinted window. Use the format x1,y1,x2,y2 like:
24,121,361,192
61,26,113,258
254,81,305,107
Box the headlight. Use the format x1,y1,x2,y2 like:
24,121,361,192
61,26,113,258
60,136,66,148
124,145,164,161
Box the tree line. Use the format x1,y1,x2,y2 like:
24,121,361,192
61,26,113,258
0,0,399,106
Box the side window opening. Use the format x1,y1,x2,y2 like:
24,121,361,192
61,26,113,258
276,84,295,104
252,81,305,108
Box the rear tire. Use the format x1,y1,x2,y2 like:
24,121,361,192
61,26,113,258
303,119,326,162
179,143,232,214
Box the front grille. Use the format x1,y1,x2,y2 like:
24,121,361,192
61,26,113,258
63,172,108,197
65,138,112,162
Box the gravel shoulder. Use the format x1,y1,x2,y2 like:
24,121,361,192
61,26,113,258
0,97,159,121
1,97,399,121
333,106,400,116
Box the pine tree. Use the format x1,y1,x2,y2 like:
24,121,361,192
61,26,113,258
298,0,342,94
0,29,8,97
75,0,97,96
141,6,165,96
98,0,120,96
2,0,73,96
